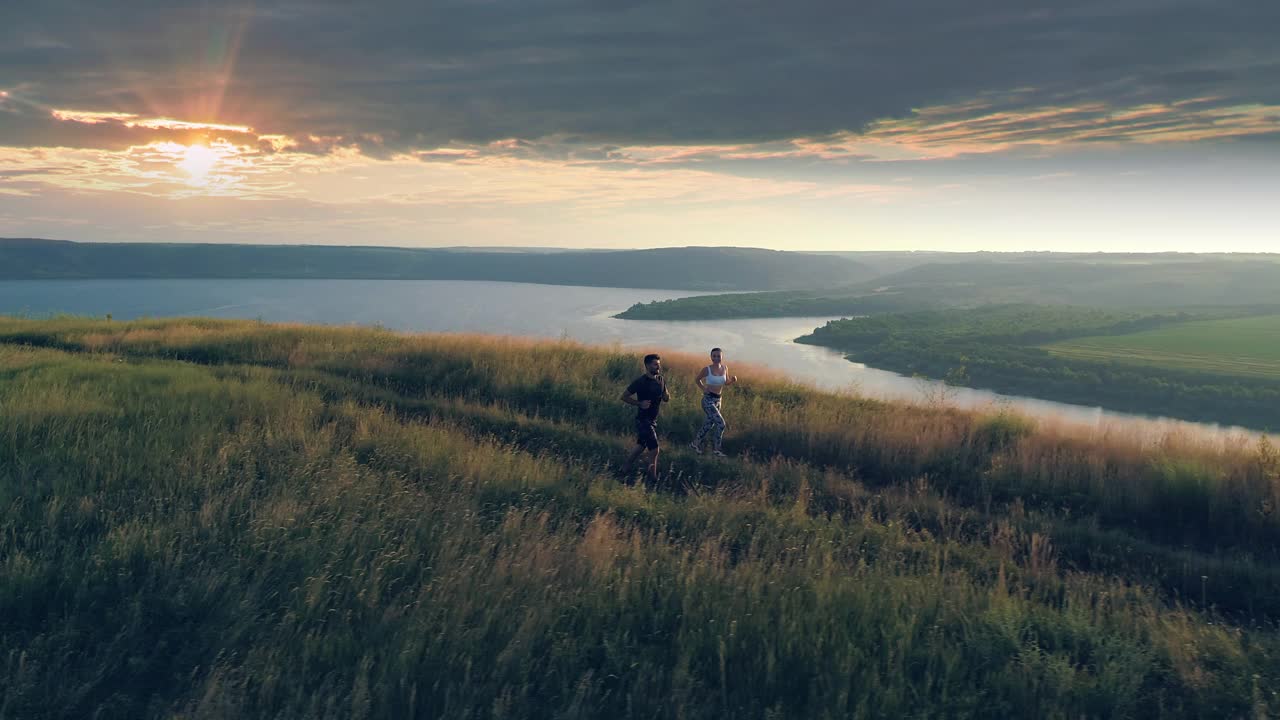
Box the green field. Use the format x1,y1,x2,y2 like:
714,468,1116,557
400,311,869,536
797,304,1280,429
3,317,1280,718
1047,314,1280,379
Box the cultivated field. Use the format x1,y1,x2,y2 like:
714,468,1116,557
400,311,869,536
1047,314,1280,379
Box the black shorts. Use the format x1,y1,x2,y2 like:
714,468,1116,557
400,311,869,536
634,417,659,450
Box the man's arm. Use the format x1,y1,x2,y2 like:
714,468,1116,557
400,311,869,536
622,383,652,409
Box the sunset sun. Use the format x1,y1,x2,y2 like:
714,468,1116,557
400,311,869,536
177,143,218,183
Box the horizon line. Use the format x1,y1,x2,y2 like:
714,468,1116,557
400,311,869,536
3,236,1277,257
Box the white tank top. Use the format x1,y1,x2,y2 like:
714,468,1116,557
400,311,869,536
706,365,728,387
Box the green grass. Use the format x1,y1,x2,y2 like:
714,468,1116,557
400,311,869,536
2,317,1279,718
1047,314,1280,379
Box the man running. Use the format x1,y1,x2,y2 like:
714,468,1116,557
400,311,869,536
621,353,670,484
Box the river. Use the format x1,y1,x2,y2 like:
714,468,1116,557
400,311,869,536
0,278,1266,441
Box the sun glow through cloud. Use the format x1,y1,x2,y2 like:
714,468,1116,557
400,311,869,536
177,144,219,184
4,90,1278,251
114,139,257,195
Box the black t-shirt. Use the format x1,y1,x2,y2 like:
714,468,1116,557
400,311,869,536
626,374,667,421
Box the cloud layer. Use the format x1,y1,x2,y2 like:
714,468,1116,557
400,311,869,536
2,1,1277,252
3,0,1278,152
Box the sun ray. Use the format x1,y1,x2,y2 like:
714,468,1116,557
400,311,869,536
92,5,254,133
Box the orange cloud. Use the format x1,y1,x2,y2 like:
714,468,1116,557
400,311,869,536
825,97,1280,159
52,109,254,135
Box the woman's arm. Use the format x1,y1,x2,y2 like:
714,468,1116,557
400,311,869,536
694,366,708,392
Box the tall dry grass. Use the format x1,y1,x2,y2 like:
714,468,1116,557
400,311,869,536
2,317,1278,718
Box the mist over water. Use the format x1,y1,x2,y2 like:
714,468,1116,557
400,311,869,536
2,278,1267,442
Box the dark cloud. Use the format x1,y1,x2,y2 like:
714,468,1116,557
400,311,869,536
2,0,1277,152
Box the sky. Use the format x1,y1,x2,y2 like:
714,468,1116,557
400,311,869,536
1,0,1277,252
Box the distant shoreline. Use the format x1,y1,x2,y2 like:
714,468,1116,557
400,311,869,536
0,238,877,291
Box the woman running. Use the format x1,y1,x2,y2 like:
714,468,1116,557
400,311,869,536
690,347,737,456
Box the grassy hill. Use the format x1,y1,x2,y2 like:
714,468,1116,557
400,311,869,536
0,239,876,291
2,317,1279,718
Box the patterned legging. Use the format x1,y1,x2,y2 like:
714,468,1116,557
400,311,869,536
695,394,727,450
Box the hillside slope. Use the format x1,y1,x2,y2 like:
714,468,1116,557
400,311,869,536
2,318,1278,718
0,238,877,291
